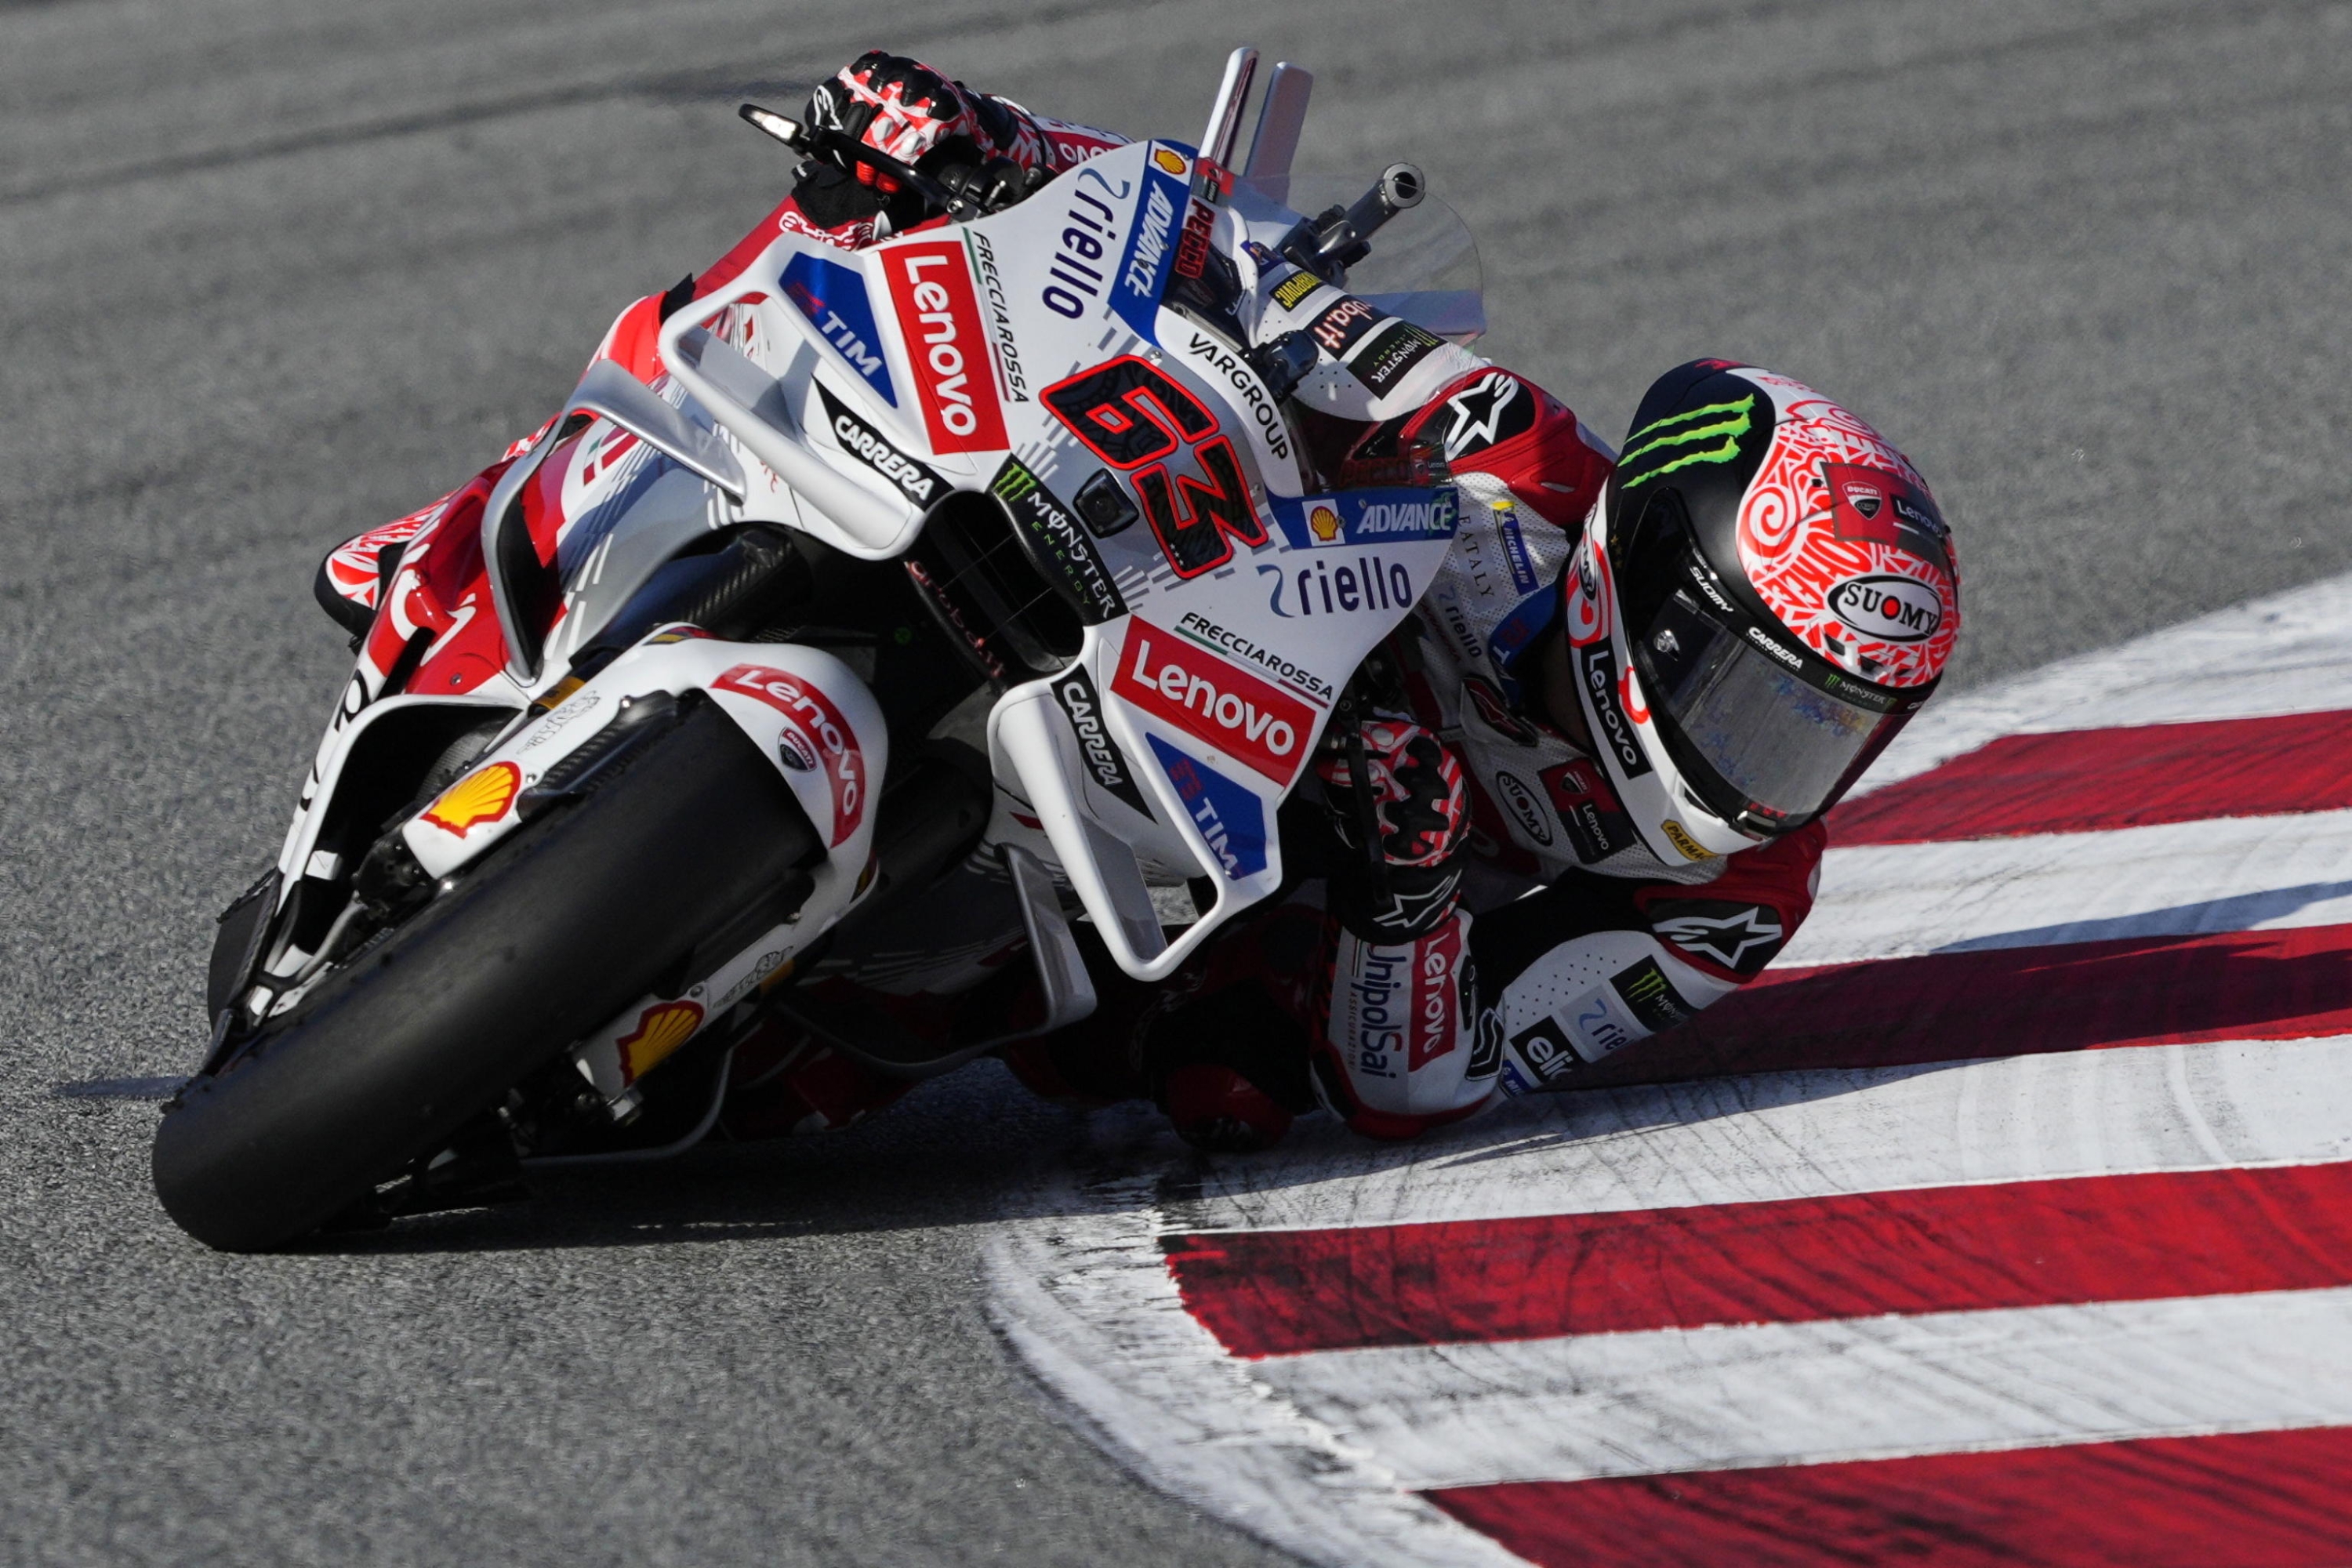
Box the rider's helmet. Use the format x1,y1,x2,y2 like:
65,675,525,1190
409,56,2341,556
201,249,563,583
1560,360,1960,866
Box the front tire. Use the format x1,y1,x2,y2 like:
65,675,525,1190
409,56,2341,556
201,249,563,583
153,699,816,1251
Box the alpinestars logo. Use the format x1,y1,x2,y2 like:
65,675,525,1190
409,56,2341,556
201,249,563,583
1652,901,1786,975
1439,372,1530,458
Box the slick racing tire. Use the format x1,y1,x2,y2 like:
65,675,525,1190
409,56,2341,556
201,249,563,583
152,699,816,1252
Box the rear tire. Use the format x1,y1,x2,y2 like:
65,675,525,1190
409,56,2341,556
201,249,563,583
153,699,816,1251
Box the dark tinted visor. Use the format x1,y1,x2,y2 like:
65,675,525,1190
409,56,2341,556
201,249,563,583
1615,492,1913,829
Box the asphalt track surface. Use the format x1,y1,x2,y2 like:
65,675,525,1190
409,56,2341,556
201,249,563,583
3,2,2348,1563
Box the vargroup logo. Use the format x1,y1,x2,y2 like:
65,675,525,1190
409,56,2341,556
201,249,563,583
714,665,866,844
1828,572,1945,644
882,242,1006,454
782,252,895,405
1114,620,1316,786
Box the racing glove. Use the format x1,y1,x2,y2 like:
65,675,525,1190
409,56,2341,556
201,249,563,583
1317,717,1468,941
798,52,1051,227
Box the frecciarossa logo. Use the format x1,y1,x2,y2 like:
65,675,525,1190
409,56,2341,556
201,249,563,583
1112,619,1317,786
714,664,866,844
880,241,1006,454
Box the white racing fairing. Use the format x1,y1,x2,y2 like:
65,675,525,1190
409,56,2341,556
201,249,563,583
268,56,1473,1101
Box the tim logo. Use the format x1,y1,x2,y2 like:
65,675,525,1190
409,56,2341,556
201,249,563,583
882,242,1006,454
782,252,895,405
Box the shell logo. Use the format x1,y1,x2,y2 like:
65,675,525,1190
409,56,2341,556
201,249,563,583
419,760,521,837
1308,504,1344,543
615,1000,705,1084
1152,147,1189,177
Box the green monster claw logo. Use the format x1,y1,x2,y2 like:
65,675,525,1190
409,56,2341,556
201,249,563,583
1619,395,1756,489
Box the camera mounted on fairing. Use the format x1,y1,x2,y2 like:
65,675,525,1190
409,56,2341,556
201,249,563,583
1569,361,1962,865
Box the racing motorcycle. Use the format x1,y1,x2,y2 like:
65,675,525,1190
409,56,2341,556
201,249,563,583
154,48,1486,1250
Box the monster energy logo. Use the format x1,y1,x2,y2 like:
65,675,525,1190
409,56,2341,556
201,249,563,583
1619,395,1755,488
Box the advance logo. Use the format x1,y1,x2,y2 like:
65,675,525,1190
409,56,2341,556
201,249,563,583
1111,145,1192,341
1269,488,1458,550
782,252,895,405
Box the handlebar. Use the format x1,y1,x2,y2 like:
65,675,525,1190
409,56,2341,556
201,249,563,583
739,103,1040,223
1273,161,1425,283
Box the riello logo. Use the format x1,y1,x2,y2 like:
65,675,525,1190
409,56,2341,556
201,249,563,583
883,242,1007,454
1112,620,1316,786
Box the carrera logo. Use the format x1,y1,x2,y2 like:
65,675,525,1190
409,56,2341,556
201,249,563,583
817,383,942,504
715,665,866,844
616,1000,704,1084
420,760,520,837
1828,572,1944,644
1114,620,1315,785
883,242,1006,453
1050,664,1150,818
1494,770,1554,848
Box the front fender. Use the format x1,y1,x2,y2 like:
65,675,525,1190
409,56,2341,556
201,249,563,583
398,633,887,898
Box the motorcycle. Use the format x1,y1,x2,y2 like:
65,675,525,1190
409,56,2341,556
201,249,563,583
154,46,1487,1250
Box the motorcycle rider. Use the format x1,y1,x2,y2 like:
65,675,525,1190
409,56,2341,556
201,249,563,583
325,54,1961,1150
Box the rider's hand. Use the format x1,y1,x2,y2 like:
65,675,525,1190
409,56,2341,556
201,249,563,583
804,52,993,195
1317,718,1469,939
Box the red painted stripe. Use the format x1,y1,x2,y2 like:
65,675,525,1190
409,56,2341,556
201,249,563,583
1832,710,2352,846
1425,1425,2352,1568
1570,922,2352,1093
1164,1160,2352,1358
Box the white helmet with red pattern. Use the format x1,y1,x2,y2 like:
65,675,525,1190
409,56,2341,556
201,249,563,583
1561,360,1960,864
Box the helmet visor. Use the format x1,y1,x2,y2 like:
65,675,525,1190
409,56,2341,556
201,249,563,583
1632,575,1908,829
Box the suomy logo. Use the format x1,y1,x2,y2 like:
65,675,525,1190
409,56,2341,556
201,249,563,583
1828,573,1944,644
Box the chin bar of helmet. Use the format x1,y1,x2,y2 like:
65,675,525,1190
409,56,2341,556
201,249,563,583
739,103,985,222
1275,162,1425,283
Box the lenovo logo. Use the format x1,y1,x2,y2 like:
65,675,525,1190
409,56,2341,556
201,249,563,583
1112,621,1316,786
883,242,1007,454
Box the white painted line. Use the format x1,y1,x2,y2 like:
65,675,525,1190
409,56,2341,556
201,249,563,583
1785,809,2352,966
1160,1036,2352,1236
1859,571,2352,796
1257,1284,2352,1490
987,1142,1528,1568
